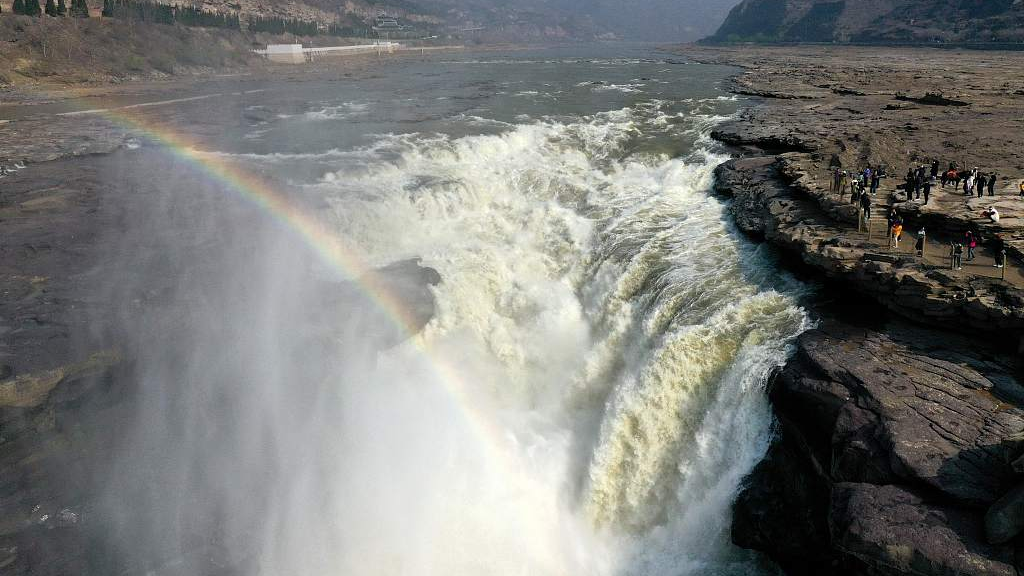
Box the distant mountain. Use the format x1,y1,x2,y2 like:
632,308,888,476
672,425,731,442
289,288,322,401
124,0,742,42
705,0,1024,44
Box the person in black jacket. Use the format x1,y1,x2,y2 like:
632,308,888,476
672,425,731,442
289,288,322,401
988,173,997,196
993,234,1006,269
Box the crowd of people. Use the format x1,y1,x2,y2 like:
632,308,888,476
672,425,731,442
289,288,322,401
827,158,1013,275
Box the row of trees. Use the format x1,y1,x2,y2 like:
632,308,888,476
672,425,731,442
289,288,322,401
246,14,318,36
2,0,382,38
9,0,87,17
100,0,240,29
326,22,374,37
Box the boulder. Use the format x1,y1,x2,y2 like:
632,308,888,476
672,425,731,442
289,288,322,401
984,482,1024,544
831,483,1016,576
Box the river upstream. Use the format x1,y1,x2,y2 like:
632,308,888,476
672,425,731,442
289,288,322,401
33,45,813,575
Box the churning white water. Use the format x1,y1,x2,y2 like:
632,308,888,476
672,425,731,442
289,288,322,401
244,102,810,575
100,52,809,576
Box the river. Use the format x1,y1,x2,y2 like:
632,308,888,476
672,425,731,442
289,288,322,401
97,44,811,575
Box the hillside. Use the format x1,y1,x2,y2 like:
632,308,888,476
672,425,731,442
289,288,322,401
705,0,1024,44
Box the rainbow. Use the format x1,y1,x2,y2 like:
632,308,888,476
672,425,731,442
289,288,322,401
59,90,427,336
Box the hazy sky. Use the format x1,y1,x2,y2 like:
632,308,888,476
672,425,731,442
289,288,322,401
554,0,745,41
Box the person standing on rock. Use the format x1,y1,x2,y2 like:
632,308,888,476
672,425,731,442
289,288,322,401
840,170,849,195
870,169,881,195
965,231,977,261
831,168,841,193
860,188,872,222
988,173,996,196
966,173,975,197
976,174,988,198
931,159,940,179
993,234,1006,269
923,177,932,204
916,228,926,257
952,242,963,270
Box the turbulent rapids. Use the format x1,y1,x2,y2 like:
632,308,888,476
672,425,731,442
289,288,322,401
100,48,811,576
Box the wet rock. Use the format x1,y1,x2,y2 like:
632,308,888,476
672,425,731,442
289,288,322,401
731,415,834,575
0,350,121,409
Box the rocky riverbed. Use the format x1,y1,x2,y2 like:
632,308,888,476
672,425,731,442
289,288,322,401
677,45,1024,575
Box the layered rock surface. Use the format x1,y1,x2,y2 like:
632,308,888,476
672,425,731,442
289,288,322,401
734,323,1024,576
684,45,1024,576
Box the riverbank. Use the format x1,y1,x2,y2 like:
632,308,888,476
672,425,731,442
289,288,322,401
675,44,1024,575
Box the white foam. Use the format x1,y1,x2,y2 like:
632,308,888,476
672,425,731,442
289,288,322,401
281,106,812,574
303,101,371,121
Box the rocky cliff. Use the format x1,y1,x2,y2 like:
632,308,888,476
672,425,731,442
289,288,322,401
706,0,1024,44
684,44,1024,576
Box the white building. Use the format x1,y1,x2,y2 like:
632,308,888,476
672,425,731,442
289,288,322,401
263,44,305,64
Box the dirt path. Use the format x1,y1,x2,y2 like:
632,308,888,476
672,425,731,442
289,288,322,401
827,183,1024,286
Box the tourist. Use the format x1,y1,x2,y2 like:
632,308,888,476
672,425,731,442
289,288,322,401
923,177,932,204
887,207,898,237
965,173,974,197
976,174,987,198
915,168,925,200
832,168,842,193
891,220,903,251
993,234,1006,269
860,188,872,222
952,242,963,270
840,170,849,195
988,173,996,196
983,206,1000,223
916,228,926,257
870,170,880,195
931,159,940,179
966,231,977,261
945,168,960,188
